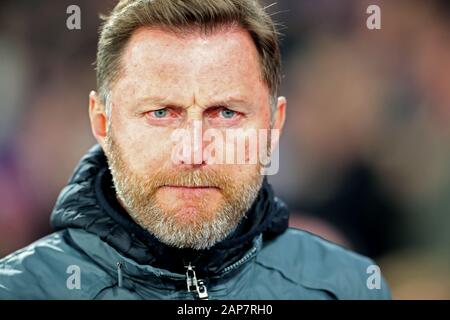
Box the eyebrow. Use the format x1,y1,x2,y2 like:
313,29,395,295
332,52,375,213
134,95,251,110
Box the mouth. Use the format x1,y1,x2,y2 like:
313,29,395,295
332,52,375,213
163,185,218,189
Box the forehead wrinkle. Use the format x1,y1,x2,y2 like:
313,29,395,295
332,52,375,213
114,26,269,111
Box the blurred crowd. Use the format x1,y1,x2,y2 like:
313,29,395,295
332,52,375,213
0,0,449,299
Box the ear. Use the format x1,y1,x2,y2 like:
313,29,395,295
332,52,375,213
270,96,287,150
88,91,108,150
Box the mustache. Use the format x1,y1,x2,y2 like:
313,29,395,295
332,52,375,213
148,168,231,189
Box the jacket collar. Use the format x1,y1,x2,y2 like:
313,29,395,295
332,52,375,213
51,145,289,278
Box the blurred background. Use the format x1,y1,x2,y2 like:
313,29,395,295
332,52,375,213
0,0,449,299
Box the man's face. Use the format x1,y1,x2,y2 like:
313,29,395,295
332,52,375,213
91,26,285,250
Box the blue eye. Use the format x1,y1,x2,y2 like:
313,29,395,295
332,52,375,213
153,109,168,118
220,109,236,119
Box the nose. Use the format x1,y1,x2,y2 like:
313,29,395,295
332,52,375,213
171,119,209,167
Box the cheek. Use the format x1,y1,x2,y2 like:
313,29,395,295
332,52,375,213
113,122,174,173
235,119,272,164
220,162,260,183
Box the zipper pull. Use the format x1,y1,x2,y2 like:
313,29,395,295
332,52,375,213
185,263,198,292
116,261,123,288
185,263,209,300
196,279,209,300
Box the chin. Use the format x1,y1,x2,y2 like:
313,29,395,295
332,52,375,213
173,206,204,220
